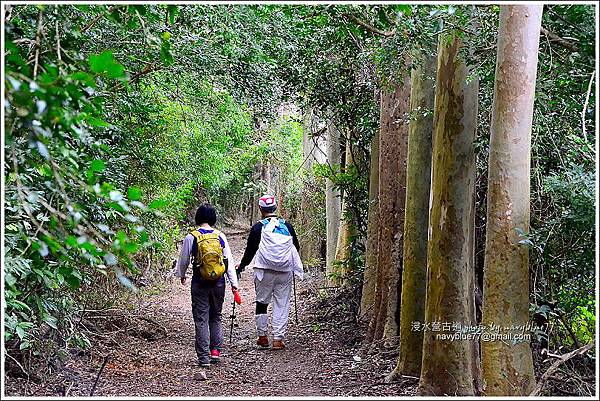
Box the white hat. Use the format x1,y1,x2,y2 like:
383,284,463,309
258,194,276,208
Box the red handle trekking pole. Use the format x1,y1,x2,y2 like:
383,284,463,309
229,289,242,343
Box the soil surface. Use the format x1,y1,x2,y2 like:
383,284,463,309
5,228,417,397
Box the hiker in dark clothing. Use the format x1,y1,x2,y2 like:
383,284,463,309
175,204,239,367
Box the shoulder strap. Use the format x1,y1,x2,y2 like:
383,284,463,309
190,230,203,259
190,230,203,242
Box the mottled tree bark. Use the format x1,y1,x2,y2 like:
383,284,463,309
359,131,380,321
383,72,411,342
418,34,480,396
365,80,410,345
325,121,342,282
388,58,435,380
481,5,543,396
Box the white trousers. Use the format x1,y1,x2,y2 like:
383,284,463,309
254,269,293,340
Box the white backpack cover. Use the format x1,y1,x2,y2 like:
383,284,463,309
254,218,304,279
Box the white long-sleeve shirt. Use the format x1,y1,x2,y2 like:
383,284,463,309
175,229,239,288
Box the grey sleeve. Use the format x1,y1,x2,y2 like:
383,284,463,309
175,234,195,278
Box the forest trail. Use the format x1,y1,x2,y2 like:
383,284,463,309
16,228,415,397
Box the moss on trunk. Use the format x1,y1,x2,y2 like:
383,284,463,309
418,34,480,396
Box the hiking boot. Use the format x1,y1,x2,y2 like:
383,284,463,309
272,340,285,350
210,349,220,363
256,336,269,348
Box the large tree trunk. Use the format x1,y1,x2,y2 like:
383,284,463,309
359,131,380,320
325,121,342,281
382,73,411,342
388,57,436,380
365,79,410,345
418,34,480,396
481,5,542,396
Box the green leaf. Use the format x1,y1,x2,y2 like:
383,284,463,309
127,186,142,201
5,273,17,287
167,5,178,24
160,40,174,66
148,198,168,209
43,315,58,330
15,325,26,340
36,141,50,160
106,62,125,79
123,242,138,254
65,275,81,289
90,159,106,172
88,51,126,79
87,116,111,128
71,71,96,87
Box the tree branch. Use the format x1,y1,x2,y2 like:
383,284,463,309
55,19,61,64
343,14,395,37
581,70,594,143
81,7,115,34
33,9,44,78
530,342,595,396
129,62,162,83
541,26,579,52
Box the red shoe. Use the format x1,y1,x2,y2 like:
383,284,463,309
210,349,220,363
256,336,269,348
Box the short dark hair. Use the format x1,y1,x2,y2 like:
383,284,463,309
195,203,217,226
260,205,277,214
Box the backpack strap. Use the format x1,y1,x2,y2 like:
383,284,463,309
191,230,221,244
190,230,203,257
190,230,203,242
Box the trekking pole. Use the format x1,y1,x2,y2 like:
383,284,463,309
292,274,299,325
229,298,236,344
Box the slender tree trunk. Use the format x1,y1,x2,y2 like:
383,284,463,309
359,131,380,320
300,108,321,261
387,57,436,380
325,121,342,281
418,34,480,396
481,5,542,396
383,72,411,342
365,80,410,345
334,137,355,284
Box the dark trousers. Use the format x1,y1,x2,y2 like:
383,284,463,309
191,280,225,364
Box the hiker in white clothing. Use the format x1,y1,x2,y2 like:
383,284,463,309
236,194,303,350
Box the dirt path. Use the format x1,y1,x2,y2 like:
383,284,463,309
6,229,416,397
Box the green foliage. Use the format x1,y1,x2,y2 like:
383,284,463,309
4,34,160,362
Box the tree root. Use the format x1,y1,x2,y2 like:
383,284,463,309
530,342,595,396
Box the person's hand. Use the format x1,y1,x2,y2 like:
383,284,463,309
180,277,187,286
231,286,238,292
